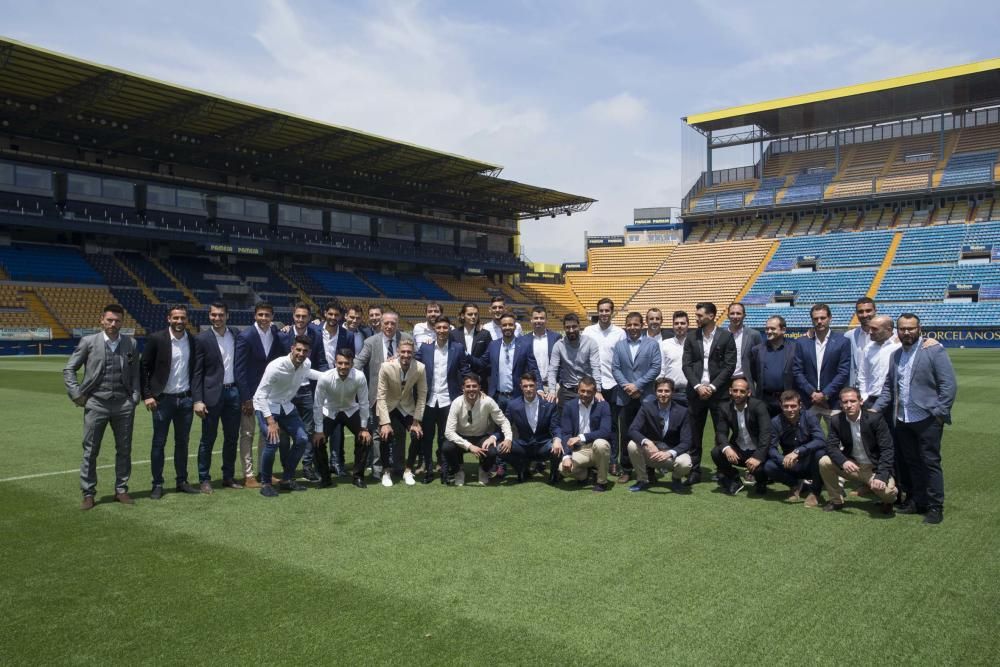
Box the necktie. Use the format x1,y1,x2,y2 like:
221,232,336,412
387,338,394,357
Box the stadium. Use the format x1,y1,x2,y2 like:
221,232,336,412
1,32,997,665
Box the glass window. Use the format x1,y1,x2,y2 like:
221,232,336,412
176,189,206,211
147,185,176,208
460,230,478,248
278,204,300,224
423,224,454,244
244,198,268,221
330,210,351,232
350,214,370,235
378,218,414,240
301,207,322,229
68,173,102,198
0,162,12,186
217,196,244,218
102,179,133,202
14,165,51,191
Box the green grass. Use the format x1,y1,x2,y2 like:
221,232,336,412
2,351,998,664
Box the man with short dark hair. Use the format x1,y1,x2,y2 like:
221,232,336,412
375,339,426,487
281,301,324,482
711,377,771,495
311,349,372,488
412,302,443,346
846,297,879,384
748,315,796,418
557,376,612,492
727,302,762,387
792,304,851,417
583,297,625,475
484,295,523,340
64,304,141,509
344,305,366,356
141,304,198,499
361,305,382,340
612,311,661,482
761,390,826,506
442,373,512,486
626,377,692,493
547,313,602,405
417,316,469,483
658,311,689,406
503,373,563,483
520,305,561,403
644,307,672,340
481,311,538,412
315,300,353,477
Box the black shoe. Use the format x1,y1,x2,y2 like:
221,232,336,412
280,480,308,492
302,464,321,483
822,501,845,512
533,462,547,476
671,479,691,494
592,483,608,493
421,473,434,485
352,477,368,489
176,481,200,495
318,477,335,489
923,508,943,524
753,481,768,495
150,485,164,500
260,484,279,498
684,471,702,486
725,478,745,496
897,502,927,515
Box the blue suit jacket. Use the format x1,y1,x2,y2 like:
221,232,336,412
792,332,851,408
481,337,538,399
560,398,613,443
626,398,691,456
304,324,353,372
611,336,662,406
504,396,561,445
872,339,958,424
516,330,561,372
235,325,287,402
768,410,826,458
416,341,470,402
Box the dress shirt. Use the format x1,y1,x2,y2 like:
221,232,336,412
347,328,364,355
164,332,191,393
857,338,901,401
396,365,412,417
814,334,829,388
485,320,523,341
253,356,313,418
532,333,550,383
896,345,929,423
381,334,396,359
658,336,687,391
103,332,120,353
412,322,436,346
429,342,451,407
444,395,513,449
734,405,754,451
760,341,788,393
628,337,642,363
582,323,625,390
847,415,871,465
659,405,672,438
577,400,593,443
462,327,476,352
547,336,601,393
498,339,516,393
729,326,745,377
322,325,342,369
700,327,716,386
291,326,313,386
524,396,539,432
313,368,369,425
256,324,273,357
214,328,235,384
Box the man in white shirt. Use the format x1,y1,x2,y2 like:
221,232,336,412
521,305,560,402
845,297,878,385
858,315,901,407
582,297,625,475
411,302,443,346
727,302,762,387
659,310,690,407
312,349,372,488
484,295,523,340
442,373,513,486
253,335,314,497
417,316,469,483
643,307,670,340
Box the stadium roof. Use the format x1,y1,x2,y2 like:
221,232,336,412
685,58,1000,135
0,37,594,219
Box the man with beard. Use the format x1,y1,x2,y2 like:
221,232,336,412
711,377,771,495
761,391,826,507
442,373,513,486
583,298,625,476
748,315,796,418
726,302,762,388
484,295,523,340
625,377,692,493
546,313,602,406
658,311,689,407
312,349,372,488
412,302,443,346
612,311,661,482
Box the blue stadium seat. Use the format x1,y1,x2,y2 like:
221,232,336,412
0,244,103,284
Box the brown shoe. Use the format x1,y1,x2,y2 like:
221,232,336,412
199,481,213,495
114,492,134,505
271,476,281,485
80,495,96,510
879,502,895,516
804,492,821,508
617,471,630,484
785,491,803,503
222,478,244,489
243,476,261,489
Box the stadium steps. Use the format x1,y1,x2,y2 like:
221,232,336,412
730,240,780,308
0,266,7,280
931,132,961,187
274,267,318,313
877,142,901,178
22,289,69,338
112,256,160,305
149,258,201,308
851,231,903,326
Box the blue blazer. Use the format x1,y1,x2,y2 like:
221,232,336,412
504,396,561,445
235,325,287,402
516,330,561,371
611,336,662,406
560,398,613,443
768,410,826,458
792,332,851,408
872,339,958,424
416,341,470,402
481,337,538,399
626,398,691,456
303,325,353,372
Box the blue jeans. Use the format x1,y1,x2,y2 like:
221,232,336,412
151,394,194,486
761,449,819,492
290,384,316,466
256,409,308,483
197,385,241,482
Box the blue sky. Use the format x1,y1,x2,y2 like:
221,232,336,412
4,0,1000,262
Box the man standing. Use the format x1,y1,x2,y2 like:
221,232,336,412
727,302,762,387
612,312,662,482
193,302,242,493
503,374,563,483
710,377,771,495
546,313,602,405
857,315,901,408
625,377,692,493
235,301,286,488
450,302,493,382
141,304,198,499
484,295,523,340
658,311,689,406
252,335,314,497
761,391,826,506
375,339,427,487
643,307,672,340
315,300,353,477
64,304,141,509
583,298,625,475
872,314,957,524
417,316,469,483
482,311,538,412
361,305,382,340
442,373,513,486
344,304,367,356
519,305,561,402
846,297,878,384
281,301,324,483
682,302,737,484
557,376,613,492
311,349,372,488
412,302,443,346
792,304,851,417
818,387,897,514
748,315,796,417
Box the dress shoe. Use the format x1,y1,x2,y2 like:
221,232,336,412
80,495,96,510
280,480,308,492
114,492,134,505
629,481,650,493
199,481,213,495
822,501,845,512
684,471,702,486
352,477,368,489
592,482,608,493
270,476,281,485
243,476,261,489
617,471,631,484
533,462,547,476
176,482,200,495
403,470,416,486
803,492,821,508
896,501,927,515
302,464,321,483
725,479,745,496
923,508,943,525
753,481,768,495
784,490,803,503
609,464,620,478
222,478,243,489
318,477,335,489
879,502,895,516
332,465,349,478
421,473,435,485
671,479,691,494
260,484,279,498
150,485,165,500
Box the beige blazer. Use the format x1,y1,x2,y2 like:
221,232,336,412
375,358,427,424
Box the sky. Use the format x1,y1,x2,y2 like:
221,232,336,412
4,0,1000,263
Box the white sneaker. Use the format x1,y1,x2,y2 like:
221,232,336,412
381,472,393,488
478,468,489,485
403,470,416,486
454,469,465,487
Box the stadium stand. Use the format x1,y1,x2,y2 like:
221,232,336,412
0,244,103,285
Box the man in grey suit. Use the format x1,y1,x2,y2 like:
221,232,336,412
611,311,662,482
63,304,141,509
354,308,413,479
727,302,762,388
872,313,957,525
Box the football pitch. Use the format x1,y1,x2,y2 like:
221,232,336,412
2,351,997,665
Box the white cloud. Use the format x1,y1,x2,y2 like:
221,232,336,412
584,92,648,125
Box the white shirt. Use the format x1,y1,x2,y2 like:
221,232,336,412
429,342,451,407
814,333,829,388
103,331,120,353
412,322,436,346
322,325,342,369
381,334,397,360
857,338,901,401
524,396,539,432
582,323,625,390
659,336,687,391
846,326,870,385
313,367,369,425
165,332,190,394
256,324,273,357
485,320,523,341
700,327,716,386
729,326,745,377
291,326,313,387
532,333,550,384
253,355,313,418
462,326,476,352
847,415,872,466
578,400,593,442
213,328,235,385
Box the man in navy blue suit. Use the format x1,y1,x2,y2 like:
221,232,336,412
625,377,692,493
761,390,826,506
557,376,613,492
612,311,662,482
502,373,563,483
415,315,469,483
480,311,538,412
235,301,287,486
193,302,243,492
314,301,353,477
519,305,561,402
280,301,326,482
792,303,851,417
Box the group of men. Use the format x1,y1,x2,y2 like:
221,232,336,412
64,293,957,524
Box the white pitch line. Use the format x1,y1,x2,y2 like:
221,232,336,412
0,453,200,483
